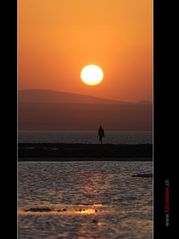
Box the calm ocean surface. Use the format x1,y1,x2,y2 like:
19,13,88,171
18,131,152,144
18,161,153,239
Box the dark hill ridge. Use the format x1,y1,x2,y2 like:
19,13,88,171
19,89,129,104
18,90,152,130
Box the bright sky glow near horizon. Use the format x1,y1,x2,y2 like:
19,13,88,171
18,0,152,102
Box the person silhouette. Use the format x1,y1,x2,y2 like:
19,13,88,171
98,125,105,144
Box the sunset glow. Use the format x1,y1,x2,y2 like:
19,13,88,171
18,0,152,102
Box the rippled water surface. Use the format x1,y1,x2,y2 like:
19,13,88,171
18,130,152,144
18,161,153,239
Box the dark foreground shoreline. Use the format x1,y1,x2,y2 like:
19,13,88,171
18,143,152,161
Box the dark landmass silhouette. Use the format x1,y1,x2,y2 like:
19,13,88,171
19,89,129,104
18,90,152,130
132,173,152,177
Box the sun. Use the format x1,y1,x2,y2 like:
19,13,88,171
80,65,103,86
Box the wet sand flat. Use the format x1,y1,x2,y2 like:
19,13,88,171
18,143,152,159
19,157,152,162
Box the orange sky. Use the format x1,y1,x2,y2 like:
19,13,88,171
18,0,152,102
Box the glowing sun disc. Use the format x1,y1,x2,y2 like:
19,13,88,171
80,65,103,86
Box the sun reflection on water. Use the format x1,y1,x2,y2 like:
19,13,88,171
78,208,96,215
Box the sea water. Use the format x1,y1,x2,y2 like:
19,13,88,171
18,130,152,144
18,161,153,239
